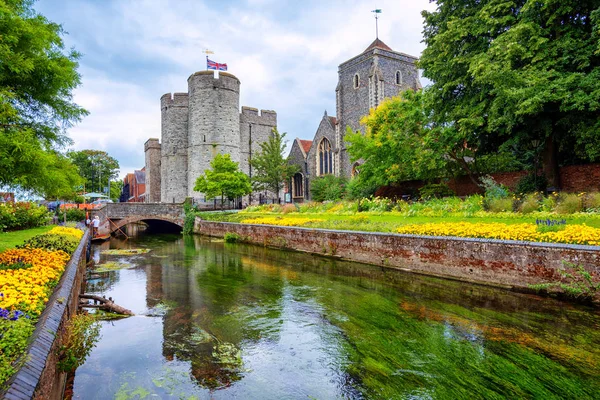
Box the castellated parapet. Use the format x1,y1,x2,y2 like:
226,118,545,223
146,71,277,203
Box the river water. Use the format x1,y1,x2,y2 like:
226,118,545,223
72,231,600,399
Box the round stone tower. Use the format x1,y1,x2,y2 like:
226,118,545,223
186,71,241,198
160,92,189,203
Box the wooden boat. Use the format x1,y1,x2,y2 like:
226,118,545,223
91,234,111,242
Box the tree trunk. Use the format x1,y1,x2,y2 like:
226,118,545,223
79,294,134,316
542,135,561,189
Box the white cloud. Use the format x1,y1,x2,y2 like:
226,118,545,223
37,0,436,178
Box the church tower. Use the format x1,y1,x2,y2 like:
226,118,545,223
335,38,421,177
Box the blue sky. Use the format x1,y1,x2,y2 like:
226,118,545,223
36,0,436,178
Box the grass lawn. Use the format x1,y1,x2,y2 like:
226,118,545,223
0,225,55,252
198,211,600,232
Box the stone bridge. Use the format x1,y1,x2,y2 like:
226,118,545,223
90,203,185,236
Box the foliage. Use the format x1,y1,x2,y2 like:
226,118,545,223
0,225,53,253
57,313,101,372
67,150,120,195
346,91,461,187
110,180,123,202
585,192,600,211
519,193,541,214
480,176,510,200
515,174,548,195
359,197,394,212
419,183,455,200
344,177,379,200
0,0,87,195
555,193,584,214
529,261,600,301
57,207,85,222
487,198,514,213
310,175,347,202
420,0,600,186
194,154,251,202
0,316,35,387
18,232,79,253
240,217,323,227
224,232,242,243
536,218,567,233
0,201,50,232
250,128,299,197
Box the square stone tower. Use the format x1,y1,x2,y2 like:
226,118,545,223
335,39,421,177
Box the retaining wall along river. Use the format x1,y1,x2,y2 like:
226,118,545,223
2,230,90,400
194,219,600,291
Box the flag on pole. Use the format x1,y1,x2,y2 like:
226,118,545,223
207,57,227,71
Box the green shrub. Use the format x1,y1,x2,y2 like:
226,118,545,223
310,175,347,202
584,192,600,211
0,316,36,386
480,175,510,199
541,194,557,212
359,197,393,212
18,233,79,253
519,193,541,214
0,202,50,232
418,183,455,200
57,208,86,222
57,313,101,372
515,173,548,195
487,197,513,212
224,232,242,243
345,178,378,200
555,193,583,214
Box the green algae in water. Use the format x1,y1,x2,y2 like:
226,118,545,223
101,248,151,255
94,261,133,273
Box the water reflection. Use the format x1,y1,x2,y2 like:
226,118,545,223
73,231,600,399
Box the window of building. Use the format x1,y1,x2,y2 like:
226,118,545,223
353,73,360,89
292,173,304,198
317,138,333,176
395,70,402,85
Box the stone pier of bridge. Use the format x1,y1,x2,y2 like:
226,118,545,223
89,203,185,236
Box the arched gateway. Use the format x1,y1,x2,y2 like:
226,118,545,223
90,203,185,236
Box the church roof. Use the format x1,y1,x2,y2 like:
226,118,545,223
363,38,393,53
299,139,313,155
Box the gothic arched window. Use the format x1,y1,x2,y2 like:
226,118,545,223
292,173,304,198
353,73,360,89
317,138,333,176
395,70,402,85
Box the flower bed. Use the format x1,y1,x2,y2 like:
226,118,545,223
0,226,83,387
397,222,600,246
240,217,324,226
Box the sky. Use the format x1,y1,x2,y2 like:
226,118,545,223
35,0,437,179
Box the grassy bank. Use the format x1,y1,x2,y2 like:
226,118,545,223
0,226,54,252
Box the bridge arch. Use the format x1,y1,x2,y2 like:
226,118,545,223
109,215,184,234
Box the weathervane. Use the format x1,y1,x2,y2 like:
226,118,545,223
372,9,382,39
203,49,214,70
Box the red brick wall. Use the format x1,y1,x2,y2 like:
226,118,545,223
194,220,600,296
377,164,600,198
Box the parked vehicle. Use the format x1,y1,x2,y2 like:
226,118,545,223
91,199,114,205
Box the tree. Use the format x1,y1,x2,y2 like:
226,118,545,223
420,0,600,187
194,154,251,206
0,0,88,193
346,91,450,188
67,150,120,194
250,128,299,199
110,180,123,202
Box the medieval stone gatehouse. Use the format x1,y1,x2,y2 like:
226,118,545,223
144,71,277,203
288,38,421,201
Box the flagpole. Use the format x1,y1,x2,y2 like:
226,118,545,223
372,9,382,39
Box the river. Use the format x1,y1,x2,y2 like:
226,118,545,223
72,230,600,399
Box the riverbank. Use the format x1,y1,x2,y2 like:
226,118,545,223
194,218,600,302
1,228,90,399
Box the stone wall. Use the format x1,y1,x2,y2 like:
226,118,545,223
160,92,189,203
144,138,161,203
194,220,600,291
2,230,90,400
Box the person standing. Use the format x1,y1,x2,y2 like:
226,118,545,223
92,216,100,237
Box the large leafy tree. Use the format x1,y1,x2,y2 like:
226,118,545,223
67,150,120,194
250,128,299,197
0,0,87,194
420,0,600,187
194,154,251,204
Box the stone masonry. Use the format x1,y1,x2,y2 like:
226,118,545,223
146,71,277,203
